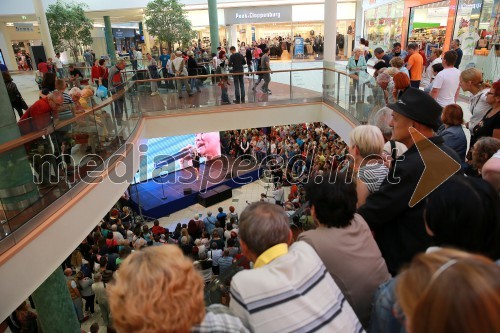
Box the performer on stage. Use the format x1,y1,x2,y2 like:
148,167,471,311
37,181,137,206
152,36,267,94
178,132,222,170
190,146,201,180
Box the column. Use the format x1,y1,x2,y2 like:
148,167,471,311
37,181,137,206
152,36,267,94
104,16,116,65
142,18,151,54
355,0,364,45
0,72,39,225
229,24,238,48
0,24,17,70
208,0,220,54
322,0,338,100
33,0,56,59
31,268,81,333
323,0,338,65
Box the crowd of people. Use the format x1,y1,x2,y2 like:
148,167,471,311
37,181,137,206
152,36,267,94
3,36,500,333
40,96,497,333
347,39,499,177
140,41,274,101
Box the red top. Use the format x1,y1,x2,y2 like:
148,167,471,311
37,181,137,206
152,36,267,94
37,62,48,73
100,66,109,80
91,65,100,81
19,98,57,133
151,225,166,235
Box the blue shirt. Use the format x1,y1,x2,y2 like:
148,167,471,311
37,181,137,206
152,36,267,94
0,63,8,72
216,212,227,225
218,256,234,275
203,216,217,234
159,54,170,68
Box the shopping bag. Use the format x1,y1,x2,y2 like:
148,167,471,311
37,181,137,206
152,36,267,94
96,85,108,99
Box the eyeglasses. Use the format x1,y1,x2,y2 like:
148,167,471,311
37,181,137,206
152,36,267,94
486,92,495,96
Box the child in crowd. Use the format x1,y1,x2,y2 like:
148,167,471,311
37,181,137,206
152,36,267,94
219,76,231,105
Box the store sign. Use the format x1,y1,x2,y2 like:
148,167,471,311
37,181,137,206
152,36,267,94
112,28,136,38
14,23,34,33
224,6,292,24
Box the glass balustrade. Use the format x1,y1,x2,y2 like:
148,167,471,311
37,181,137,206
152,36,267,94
0,66,368,254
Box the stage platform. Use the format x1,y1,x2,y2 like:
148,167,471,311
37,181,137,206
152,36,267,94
129,156,262,218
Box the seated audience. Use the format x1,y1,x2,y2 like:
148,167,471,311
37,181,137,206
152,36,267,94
107,245,249,332
230,202,363,332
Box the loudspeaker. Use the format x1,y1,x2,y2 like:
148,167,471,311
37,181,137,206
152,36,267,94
183,188,193,195
198,190,219,207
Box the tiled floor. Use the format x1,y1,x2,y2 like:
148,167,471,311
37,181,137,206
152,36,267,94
155,179,291,231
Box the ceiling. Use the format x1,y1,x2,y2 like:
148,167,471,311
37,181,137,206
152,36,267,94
0,0,354,25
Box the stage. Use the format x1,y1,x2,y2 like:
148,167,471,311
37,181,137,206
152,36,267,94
129,156,262,218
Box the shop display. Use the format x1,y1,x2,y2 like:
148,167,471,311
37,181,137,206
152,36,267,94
364,1,404,51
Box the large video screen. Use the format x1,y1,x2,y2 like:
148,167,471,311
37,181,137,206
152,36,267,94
136,132,221,182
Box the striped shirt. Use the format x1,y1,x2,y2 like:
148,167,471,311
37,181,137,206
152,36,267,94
191,304,249,333
230,241,364,332
358,162,389,194
63,92,73,105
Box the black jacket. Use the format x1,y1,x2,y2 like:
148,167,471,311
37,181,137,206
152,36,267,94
358,136,461,275
228,52,245,73
187,57,199,76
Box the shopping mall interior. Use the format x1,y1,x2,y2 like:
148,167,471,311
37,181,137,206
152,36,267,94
0,0,499,332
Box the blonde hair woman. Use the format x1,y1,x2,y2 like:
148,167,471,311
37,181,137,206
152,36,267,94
396,248,500,333
108,245,249,333
459,68,491,129
348,125,387,207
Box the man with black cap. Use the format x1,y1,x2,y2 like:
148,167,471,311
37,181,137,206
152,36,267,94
358,88,461,275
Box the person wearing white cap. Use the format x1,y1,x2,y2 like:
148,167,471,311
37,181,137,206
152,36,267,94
171,50,193,98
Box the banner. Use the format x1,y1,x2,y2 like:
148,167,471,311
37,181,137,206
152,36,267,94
294,37,304,56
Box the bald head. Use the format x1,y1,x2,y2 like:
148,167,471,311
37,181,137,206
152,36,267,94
64,268,73,276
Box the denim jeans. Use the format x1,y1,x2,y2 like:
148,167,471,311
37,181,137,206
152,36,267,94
233,73,245,102
253,59,260,72
190,77,201,92
368,278,405,333
262,73,271,92
111,90,124,126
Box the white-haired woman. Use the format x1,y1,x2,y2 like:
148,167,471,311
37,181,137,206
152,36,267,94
347,47,367,104
348,125,388,207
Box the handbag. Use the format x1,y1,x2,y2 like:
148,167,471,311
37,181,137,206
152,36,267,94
358,71,374,85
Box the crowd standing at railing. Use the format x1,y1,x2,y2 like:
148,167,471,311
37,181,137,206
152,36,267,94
3,37,500,333
348,38,499,176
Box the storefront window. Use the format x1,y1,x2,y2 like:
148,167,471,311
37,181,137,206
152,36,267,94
364,1,404,52
408,0,450,53
453,0,500,81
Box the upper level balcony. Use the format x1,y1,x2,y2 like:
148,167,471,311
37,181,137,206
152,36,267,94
0,63,375,321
